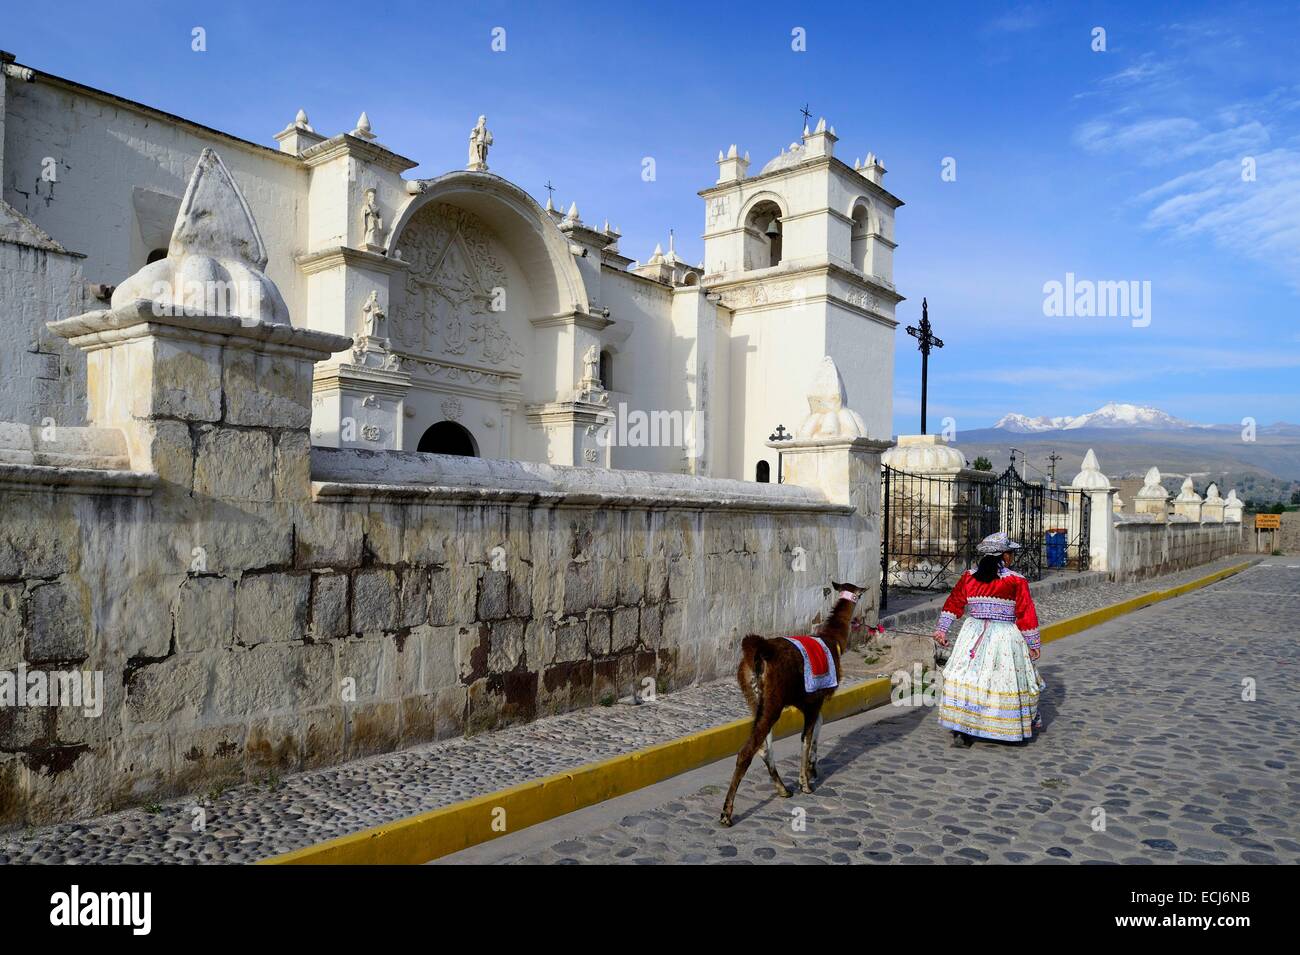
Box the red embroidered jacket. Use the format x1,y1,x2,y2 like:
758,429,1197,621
935,567,1041,651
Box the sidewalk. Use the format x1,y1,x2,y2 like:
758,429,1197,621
0,555,1252,864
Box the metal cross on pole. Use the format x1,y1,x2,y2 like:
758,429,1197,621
905,297,944,434
544,180,557,206
799,103,812,132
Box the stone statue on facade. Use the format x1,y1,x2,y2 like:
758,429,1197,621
576,343,608,405
362,188,386,251
468,116,493,171
362,289,387,341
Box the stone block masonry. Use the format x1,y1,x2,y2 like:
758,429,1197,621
0,370,881,825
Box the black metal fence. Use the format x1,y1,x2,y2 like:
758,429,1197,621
881,464,1091,610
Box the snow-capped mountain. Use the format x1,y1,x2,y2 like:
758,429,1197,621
993,403,1197,433
993,413,1074,433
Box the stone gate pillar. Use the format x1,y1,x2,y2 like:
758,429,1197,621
48,149,351,501
770,357,890,618
1067,449,1117,572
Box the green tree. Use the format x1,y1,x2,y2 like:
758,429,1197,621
972,456,993,471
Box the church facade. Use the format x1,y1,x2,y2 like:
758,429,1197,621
1,51,901,481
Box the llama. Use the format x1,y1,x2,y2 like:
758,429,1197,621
719,580,866,827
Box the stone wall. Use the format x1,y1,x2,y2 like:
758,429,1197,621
1110,518,1244,582
0,309,881,827
0,213,89,427
1275,512,1300,554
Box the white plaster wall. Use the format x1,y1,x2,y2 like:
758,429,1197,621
598,269,686,474
727,305,828,482
826,302,895,442
2,78,310,317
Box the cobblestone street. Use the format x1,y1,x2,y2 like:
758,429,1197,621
451,561,1300,864
0,556,1278,864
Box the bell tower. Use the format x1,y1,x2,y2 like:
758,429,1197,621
699,118,903,483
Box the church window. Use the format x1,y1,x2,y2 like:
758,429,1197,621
599,350,613,391
146,248,168,265
755,460,771,483
417,420,478,456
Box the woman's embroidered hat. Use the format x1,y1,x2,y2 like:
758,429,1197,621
976,531,1021,555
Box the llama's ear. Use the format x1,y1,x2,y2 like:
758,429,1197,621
830,580,844,592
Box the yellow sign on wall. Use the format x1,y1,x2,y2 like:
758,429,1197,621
1255,514,1281,529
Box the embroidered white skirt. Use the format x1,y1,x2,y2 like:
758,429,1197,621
938,617,1045,742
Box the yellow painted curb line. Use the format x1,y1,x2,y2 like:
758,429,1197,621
1039,560,1252,645
262,559,1254,865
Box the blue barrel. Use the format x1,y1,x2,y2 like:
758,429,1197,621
1045,531,1067,568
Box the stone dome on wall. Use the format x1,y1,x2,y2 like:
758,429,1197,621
759,142,807,176
881,434,967,472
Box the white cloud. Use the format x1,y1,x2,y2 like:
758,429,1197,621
1072,20,1300,289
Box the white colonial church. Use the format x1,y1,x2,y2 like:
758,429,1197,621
0,50,901,481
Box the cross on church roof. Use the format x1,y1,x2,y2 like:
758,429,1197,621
544,180,556,204
799,103,812,133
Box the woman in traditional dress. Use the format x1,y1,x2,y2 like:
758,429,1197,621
932,532,1044,747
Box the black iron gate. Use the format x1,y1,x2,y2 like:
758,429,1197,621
881,464,1091,611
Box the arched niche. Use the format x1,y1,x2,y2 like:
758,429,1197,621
850,201,871,273
388,172,589,323
743,199,784,270
417,420,478,456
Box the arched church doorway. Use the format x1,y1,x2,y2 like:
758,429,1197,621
417,420,478,456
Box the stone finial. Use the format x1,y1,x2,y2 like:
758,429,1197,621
1201,481,1226,522
1112,493,1125,513
111,148,290,326
716,144,751,184
1172,475,1203,521
1225,489,1241,506
1070,448,1111,489
797,356,867,439
275,107,323,154
1137,466,1167,499
564,201,580,224
352,111,376,141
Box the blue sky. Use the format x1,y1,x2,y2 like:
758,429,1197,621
8,0,1300,434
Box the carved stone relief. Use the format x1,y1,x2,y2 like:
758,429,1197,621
392,202,524,372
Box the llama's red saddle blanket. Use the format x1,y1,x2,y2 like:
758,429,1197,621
781,635,838,693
